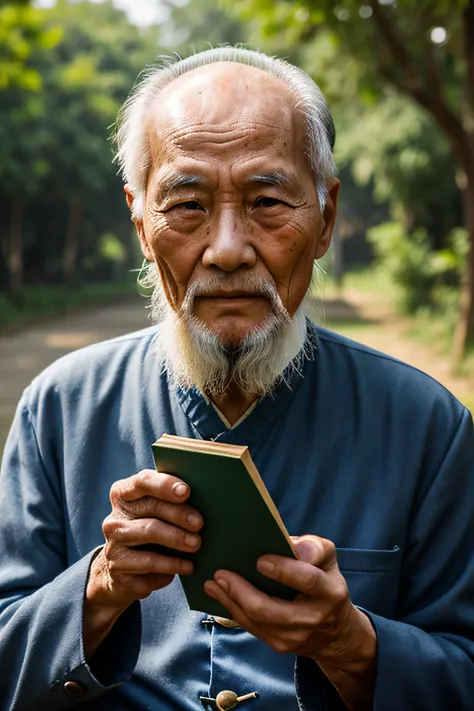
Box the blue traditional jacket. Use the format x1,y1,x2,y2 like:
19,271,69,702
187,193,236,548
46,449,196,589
1,322,474,710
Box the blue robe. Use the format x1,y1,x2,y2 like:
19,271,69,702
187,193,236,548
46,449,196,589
1,322,474,710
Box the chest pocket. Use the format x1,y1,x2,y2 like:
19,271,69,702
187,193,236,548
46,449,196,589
336,546,401,619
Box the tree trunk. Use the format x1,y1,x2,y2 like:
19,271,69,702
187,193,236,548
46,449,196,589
63,198,83,287
8,197,25,298
452,173,474,360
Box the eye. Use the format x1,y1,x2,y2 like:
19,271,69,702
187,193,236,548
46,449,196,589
254,196,283,208
170,200,205,211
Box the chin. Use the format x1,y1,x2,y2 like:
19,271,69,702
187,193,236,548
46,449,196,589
208,321,257,350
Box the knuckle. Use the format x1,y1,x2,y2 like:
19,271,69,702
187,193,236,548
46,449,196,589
136,469,154,489
109,481,123,505
102,515,120,540
311,537,335,564
333,579,349,608
141,517,159,541
323,539,336,559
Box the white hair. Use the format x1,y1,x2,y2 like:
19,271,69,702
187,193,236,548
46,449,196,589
145,263,318,398
114,46,336,217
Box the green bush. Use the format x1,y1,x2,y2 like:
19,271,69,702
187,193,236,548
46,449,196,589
366,221,467,315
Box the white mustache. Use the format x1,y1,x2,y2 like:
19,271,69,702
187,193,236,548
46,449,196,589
182,274,284,313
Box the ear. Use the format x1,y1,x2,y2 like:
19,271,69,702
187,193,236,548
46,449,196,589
314,179,340,260
124,184,153,262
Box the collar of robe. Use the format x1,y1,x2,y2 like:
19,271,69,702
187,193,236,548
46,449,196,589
174,322,318,452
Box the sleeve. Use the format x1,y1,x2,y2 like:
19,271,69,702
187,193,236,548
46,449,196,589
294,406,474,711
0,394,141,711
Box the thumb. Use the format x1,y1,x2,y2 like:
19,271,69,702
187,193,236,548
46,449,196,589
291,535,338,571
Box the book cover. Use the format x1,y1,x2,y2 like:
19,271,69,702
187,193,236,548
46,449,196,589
152,435,298,618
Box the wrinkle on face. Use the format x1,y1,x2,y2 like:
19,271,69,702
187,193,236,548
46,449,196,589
135,62,333,339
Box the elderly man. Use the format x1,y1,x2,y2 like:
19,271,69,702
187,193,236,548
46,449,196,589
1,47,474,711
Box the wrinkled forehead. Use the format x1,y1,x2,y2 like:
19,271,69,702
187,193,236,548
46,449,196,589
145,62,307,161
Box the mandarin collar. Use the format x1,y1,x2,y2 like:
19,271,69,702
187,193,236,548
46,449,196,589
174,322,318,453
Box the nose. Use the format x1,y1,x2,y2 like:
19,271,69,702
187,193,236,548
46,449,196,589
202,207,256,272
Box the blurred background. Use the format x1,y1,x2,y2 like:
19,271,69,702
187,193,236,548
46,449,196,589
1,0,473,452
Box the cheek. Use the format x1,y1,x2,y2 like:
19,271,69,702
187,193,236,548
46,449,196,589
257,217,319,314
144,212,205,305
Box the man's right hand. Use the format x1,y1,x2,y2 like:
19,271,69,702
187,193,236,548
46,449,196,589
83,469,203,656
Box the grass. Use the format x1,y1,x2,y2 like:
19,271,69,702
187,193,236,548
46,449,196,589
0,280,139,331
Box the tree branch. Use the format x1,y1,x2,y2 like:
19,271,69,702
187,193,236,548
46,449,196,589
368,0,421,93
463,0,474,116
370,0,472,173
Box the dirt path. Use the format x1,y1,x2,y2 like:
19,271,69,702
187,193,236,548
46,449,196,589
1,291,472,454
321,288,474,408
0,297,149,453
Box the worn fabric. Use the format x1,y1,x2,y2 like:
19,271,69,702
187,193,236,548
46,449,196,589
1,322,474,710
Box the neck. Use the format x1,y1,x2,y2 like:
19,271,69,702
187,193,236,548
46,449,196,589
212,383,258,426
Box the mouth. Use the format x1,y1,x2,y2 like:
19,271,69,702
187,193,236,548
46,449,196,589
197,291,265,299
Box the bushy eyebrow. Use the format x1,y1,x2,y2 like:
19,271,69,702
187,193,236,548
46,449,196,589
155,169,295,202
156,173,206,201
244,171,294,188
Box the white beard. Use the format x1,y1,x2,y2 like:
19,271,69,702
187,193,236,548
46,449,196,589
144,264,319,398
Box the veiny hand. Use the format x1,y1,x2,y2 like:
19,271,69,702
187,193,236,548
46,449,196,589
204,535,376,671
84,469,203,655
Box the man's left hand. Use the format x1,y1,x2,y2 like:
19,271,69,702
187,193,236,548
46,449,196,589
204,535,377,710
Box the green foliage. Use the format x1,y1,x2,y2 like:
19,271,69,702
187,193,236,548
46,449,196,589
0,0,163,293
335,96,462,246
367,221,467,314
100,233,126,263
0,3,61,90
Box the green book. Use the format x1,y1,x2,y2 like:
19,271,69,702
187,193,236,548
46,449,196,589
152,434,298,618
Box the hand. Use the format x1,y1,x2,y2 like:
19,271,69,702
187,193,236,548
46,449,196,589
84,469,203,655
204,535,376,710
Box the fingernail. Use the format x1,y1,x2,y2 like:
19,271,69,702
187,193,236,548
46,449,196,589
215,576,229,592
182,560,193,574
187,512,201,527
184,533,200,549
174,483,188,497
258,559,275,575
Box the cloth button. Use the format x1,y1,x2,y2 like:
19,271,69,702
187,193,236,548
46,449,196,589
63,681,86,697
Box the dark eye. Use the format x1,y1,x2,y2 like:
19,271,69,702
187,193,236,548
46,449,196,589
179,200,204,211
254,197,282,208
166,200,204,212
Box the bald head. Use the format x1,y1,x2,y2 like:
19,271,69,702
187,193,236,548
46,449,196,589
116,47,336,218
146,62,304,178
154,62,296,132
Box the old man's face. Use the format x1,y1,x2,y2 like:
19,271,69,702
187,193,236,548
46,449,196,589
130,63,338,348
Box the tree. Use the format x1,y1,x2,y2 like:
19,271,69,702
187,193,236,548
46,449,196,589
0,0,162,294
0,2,61,91
335,95,462,248
231,0,474,357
